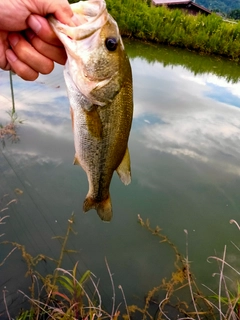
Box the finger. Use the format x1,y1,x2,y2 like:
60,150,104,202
54,10,76,27
42,0,75,26
8,32,54,75
27,15,63,46
0,31,11,70
25,29,67,65
24,0,75,26
6,49,38,81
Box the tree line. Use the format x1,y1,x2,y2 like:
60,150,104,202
197,0,240,16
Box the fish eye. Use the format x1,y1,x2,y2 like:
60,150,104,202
105,37,118,51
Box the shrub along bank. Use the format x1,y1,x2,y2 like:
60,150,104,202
105,0,240,61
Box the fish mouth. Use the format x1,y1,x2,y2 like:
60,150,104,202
49,0,108,41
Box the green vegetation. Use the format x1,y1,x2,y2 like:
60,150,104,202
2,203,240,319
0,119,19,147
2,2,240,318
104,0,240,62
0,106,23,147
125,38,240,84
1,214,125,319
3,207,145,319
67,0,240,61
133,216,240,320
0,71,23,147
229,9,240,21
71,0,240,16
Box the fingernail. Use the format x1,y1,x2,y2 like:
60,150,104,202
28,15,41,34
8,34,19,47
6,50,17,63
61,14,81,27
71,14,81,26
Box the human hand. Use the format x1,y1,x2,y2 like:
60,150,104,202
4,15,68,81
0,0,75,81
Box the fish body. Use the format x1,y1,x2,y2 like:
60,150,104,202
49,0,133,221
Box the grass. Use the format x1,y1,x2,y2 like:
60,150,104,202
102,0,240,61
69,0,240,61
1,213,127,320
2,3,240,317
1,192,240,319
1,206,240,319
134,217,240,319
0,71,23,147
0,191,18,319
0,111,21,147
0,195,17,240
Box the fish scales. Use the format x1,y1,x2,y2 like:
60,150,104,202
49,0,133,221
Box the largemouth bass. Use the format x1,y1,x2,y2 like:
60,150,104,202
49,0,133,221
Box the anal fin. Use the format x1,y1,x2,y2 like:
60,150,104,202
73,154,81,166
116,147,131,185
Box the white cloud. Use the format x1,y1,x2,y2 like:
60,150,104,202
130,57,240,177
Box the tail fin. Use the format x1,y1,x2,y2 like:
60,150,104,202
83,195,112,222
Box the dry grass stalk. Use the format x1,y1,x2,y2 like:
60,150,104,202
0,122,19,146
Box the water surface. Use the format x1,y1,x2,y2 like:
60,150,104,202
1,39,240,317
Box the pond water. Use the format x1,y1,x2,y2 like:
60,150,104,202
1,39,240,318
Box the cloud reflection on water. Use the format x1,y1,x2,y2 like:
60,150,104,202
0,67,74,170
2,44,240,312
0,66,72,142
1,55,240,180
131,56,240,179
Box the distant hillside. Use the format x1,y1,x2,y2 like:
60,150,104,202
196,0,240,14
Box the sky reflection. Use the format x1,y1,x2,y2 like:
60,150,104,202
2,42,240,316
131,56,240,179
1,53,240,184
1,52,240,183
0,66,71,141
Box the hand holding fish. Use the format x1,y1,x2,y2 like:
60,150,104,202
0,0,75,80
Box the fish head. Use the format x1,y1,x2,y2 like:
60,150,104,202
48,0,127,106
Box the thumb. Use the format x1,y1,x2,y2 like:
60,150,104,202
53,3,75,26
28,0,75,26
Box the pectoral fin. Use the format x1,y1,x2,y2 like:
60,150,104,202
116,147,131,185
85,108,102,139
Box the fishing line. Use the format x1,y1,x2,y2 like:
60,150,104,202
1,148,108,289
1,148,52,247
1,152,118,314
1,73,114,309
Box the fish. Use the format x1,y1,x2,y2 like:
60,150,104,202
48,0,133,221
